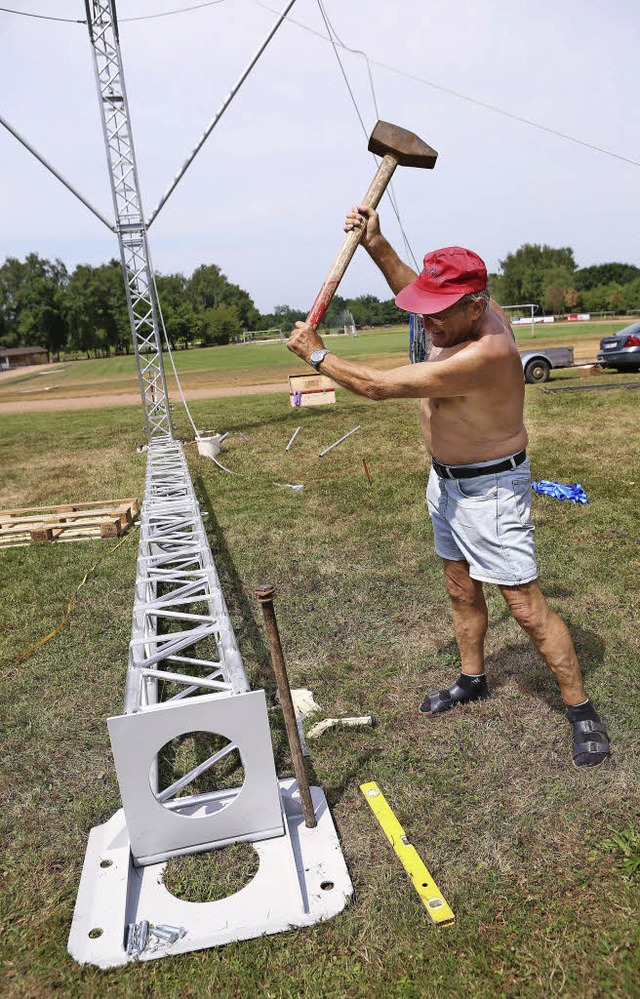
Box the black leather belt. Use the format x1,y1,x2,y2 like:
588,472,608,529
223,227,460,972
432,449,527,479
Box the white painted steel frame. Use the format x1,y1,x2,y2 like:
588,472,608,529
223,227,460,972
69,0,353,966
126,435,251,827
68,780,353,968
126,436,249,724
108,689,285,866
85,0,250,815
85,0,172,440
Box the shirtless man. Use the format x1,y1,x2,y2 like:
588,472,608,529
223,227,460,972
287,205,610,769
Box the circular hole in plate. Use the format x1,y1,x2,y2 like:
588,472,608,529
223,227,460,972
152,730,245,816
88,928,103,939
320,881,335,891
99,859,113,868
163,842,260,903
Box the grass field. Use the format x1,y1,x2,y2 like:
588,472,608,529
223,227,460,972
1,363,639,996
0,320,631,404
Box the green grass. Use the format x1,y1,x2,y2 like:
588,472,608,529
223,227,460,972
0,320,631,403
1,376,639,997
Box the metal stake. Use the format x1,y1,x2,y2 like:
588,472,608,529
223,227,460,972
255,586,316,828
286,426,302,451
319,425,361,457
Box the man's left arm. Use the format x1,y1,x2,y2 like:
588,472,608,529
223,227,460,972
286,321,500,400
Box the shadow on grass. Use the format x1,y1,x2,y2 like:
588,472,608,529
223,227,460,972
193,472,381,799
319,742,381,810
431,606,605,716
484,614,605,714
193,473,275,698
194,473,321,782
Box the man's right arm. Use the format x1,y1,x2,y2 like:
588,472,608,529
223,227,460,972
345,205,417,295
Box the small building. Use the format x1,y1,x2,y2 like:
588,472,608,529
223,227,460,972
0,346,49,370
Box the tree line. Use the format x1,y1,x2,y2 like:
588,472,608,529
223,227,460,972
488,245,640,316
2,244,639,359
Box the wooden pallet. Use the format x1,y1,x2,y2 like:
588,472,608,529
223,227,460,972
0,498,140,548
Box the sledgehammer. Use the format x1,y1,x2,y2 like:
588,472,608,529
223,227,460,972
305,121,438,329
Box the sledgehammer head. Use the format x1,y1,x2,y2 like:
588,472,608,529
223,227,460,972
368,120,438,169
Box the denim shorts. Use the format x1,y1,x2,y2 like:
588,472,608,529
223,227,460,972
426,455,538,586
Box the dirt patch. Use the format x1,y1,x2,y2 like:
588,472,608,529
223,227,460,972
0,382,286,414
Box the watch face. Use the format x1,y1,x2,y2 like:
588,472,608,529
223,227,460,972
311,350,326,368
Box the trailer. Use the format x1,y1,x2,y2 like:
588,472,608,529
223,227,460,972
519,346,574,383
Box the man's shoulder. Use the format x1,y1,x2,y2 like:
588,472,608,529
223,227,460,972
478,308,518,355
488,299,514,330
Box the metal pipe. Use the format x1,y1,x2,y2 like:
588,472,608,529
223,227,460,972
319,425,361,457
163,786,239,812
286,426,302,451
141,667,229,690
255,585,316,828
157,741,238,803
146,0,299,227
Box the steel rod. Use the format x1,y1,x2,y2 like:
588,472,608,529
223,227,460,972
319,425,361,457
285,426,302,451
141,667,229,690
158,741,238,802
255,585,316,828
163,786,240,811
0,113,115,231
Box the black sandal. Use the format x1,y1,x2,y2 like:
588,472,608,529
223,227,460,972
419,674,489,716
569,718,611,769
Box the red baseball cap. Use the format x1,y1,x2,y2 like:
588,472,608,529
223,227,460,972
395,246,488,315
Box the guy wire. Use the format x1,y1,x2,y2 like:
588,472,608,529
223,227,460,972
315,0,420,270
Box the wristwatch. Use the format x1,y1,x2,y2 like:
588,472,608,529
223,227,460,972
309,348,331,371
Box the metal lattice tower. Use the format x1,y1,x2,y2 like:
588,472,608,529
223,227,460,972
56,0,353,965
85,0,173,440
3,0,353,966
83,0,250,780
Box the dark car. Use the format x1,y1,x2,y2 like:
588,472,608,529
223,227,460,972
597,321,640,372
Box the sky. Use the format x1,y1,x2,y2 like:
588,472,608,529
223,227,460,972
1,0,638,314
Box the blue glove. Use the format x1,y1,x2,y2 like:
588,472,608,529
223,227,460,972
532,480,588,504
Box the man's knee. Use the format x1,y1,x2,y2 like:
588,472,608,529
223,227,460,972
501,582,550,636
443,560,483,605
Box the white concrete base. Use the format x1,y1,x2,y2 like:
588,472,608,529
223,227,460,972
68,780,353,968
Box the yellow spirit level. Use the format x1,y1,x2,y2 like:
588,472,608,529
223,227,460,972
360,781,455,926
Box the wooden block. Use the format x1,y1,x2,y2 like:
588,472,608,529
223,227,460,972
115,505,134,526
99,520,122,539
288,372,335,393
31,527,54,543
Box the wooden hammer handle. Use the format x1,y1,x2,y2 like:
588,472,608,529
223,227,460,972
305,154,398,329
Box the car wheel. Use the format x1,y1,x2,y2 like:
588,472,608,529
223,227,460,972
524,358,551,383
